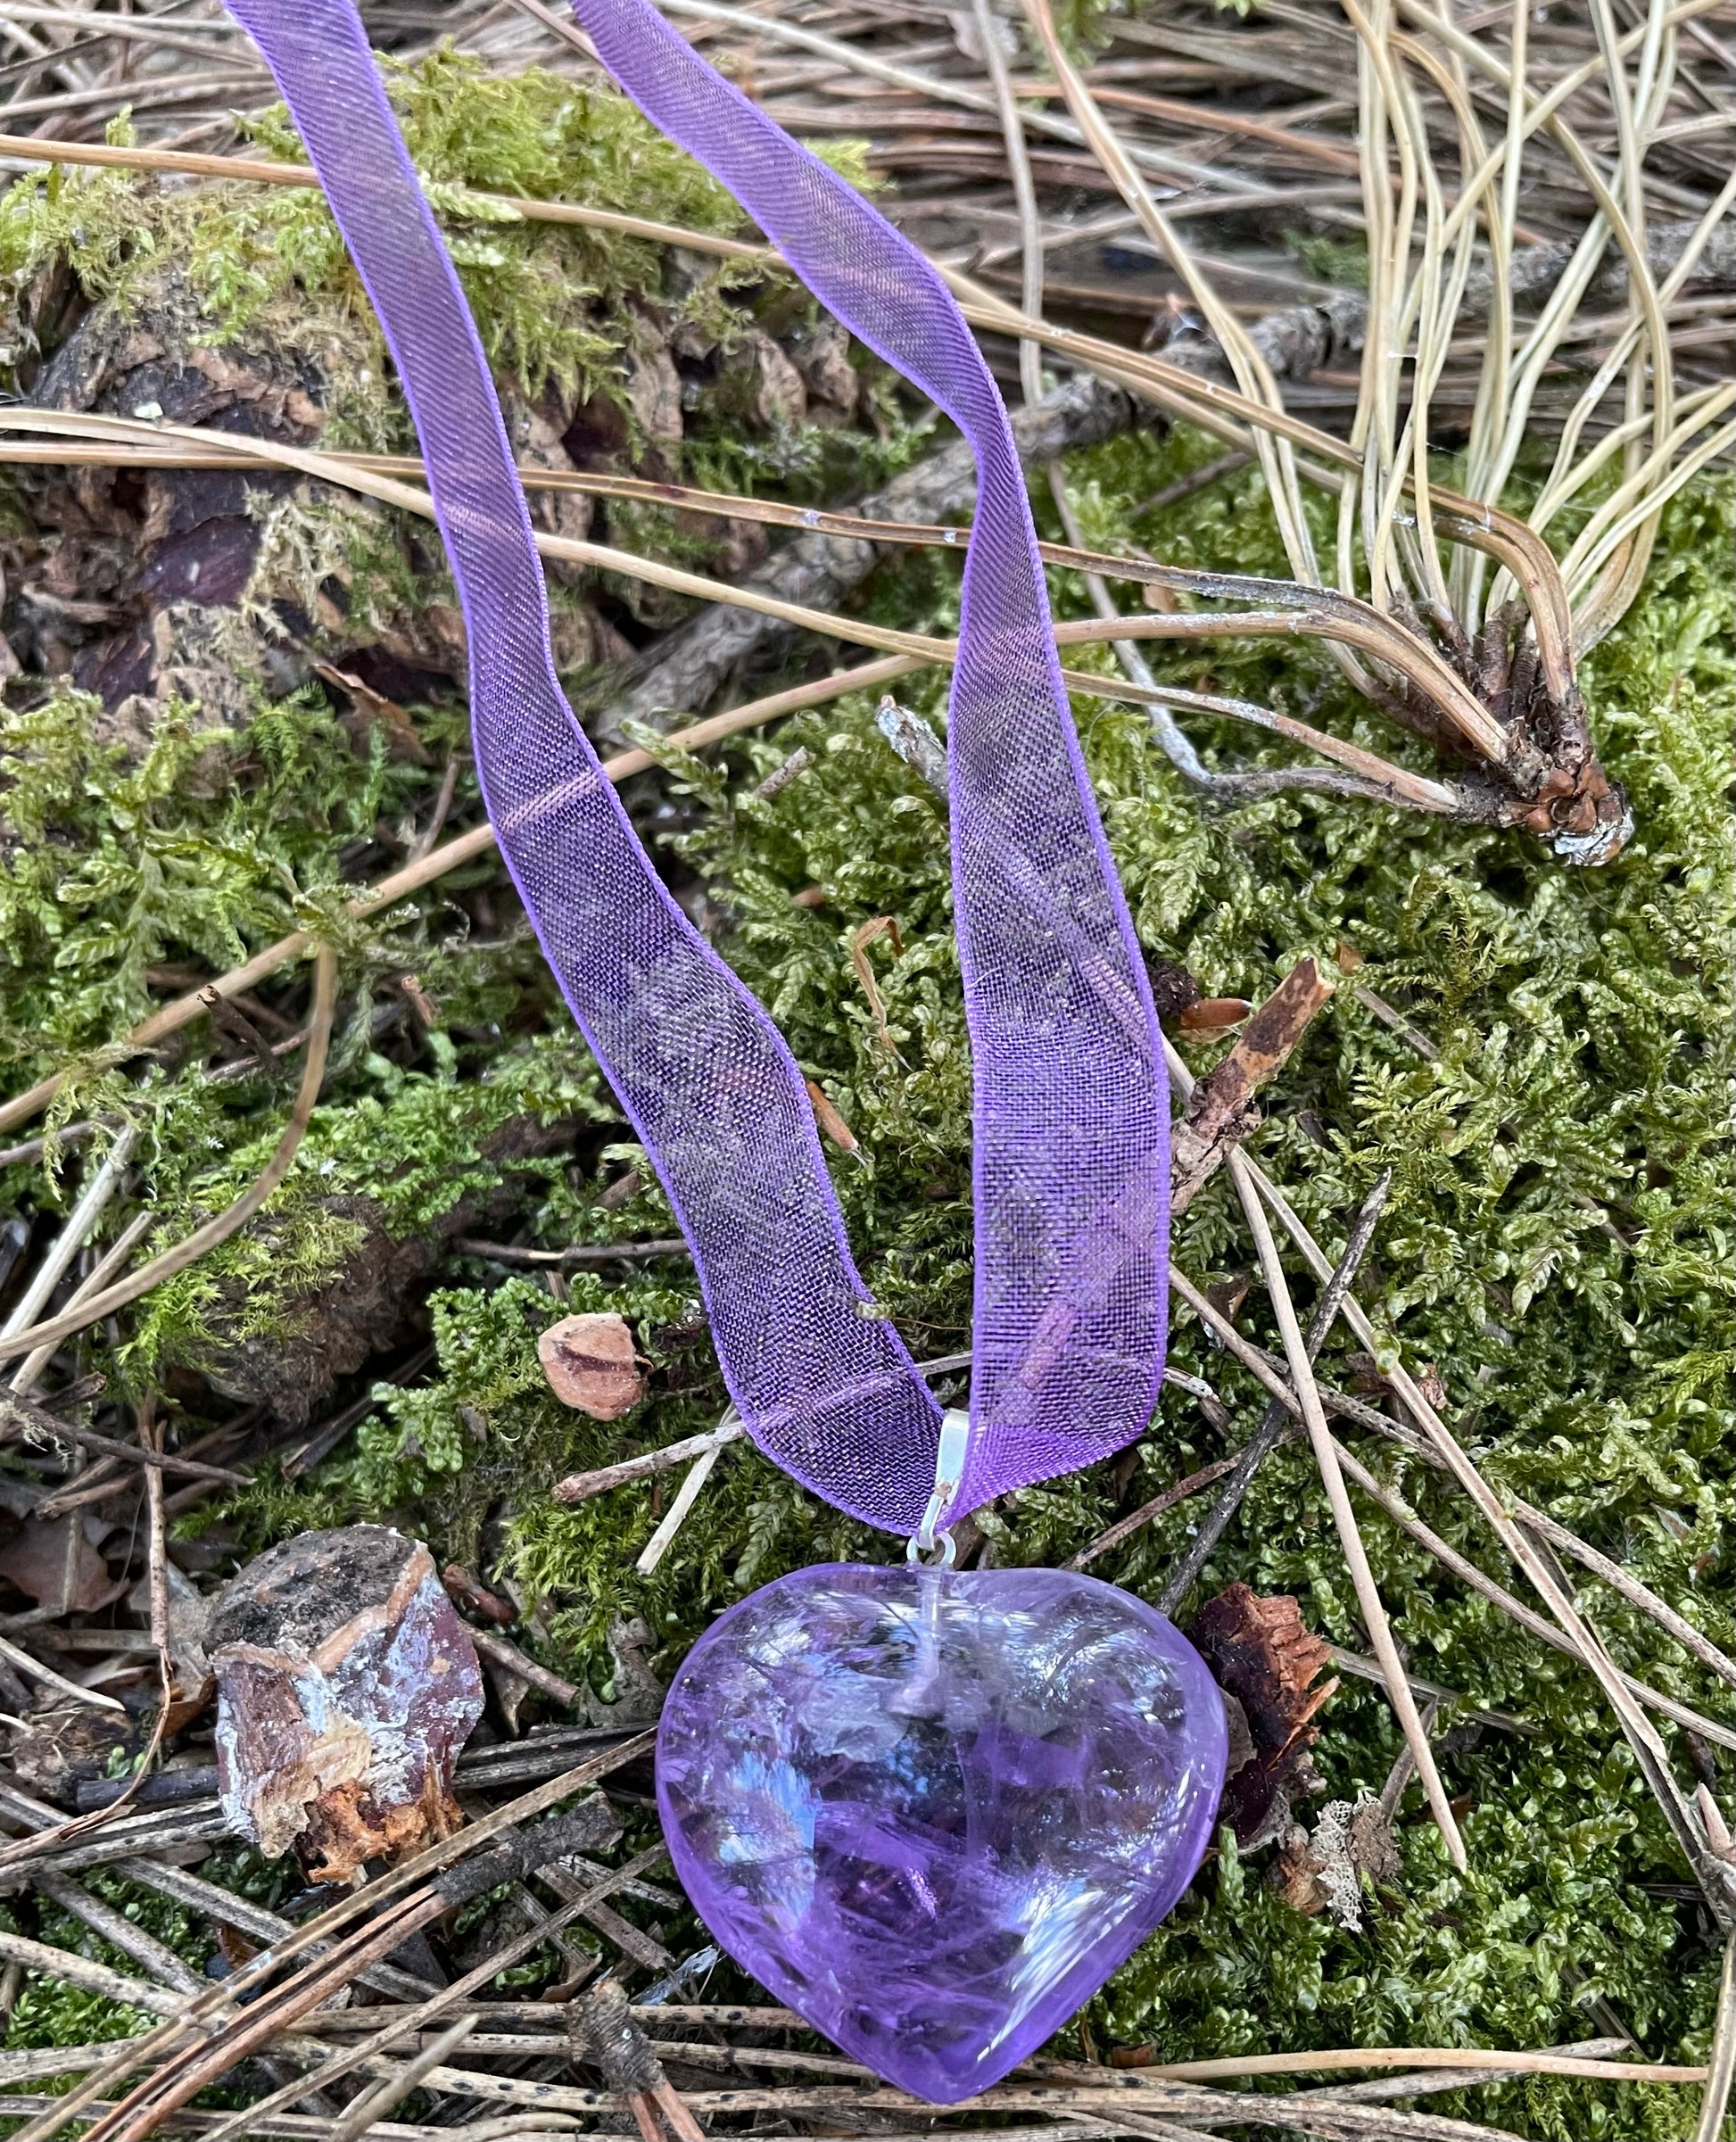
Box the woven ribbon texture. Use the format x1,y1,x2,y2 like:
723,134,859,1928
224,0,1170,1534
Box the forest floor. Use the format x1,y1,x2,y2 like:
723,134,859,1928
0,4,1729,2140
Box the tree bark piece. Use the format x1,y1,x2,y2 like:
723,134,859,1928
208,1526,484,1883
1170,957,1335,1216
1189,1584,1339,1846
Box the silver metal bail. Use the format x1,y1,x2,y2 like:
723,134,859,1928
907,1408,970,1565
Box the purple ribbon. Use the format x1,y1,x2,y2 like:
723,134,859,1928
223,0,1170,1535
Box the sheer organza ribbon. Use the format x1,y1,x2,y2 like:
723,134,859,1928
224,0,1170,1535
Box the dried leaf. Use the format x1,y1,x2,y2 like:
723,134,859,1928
0,1514,124,1615
1179,997,1254,1033
538,1312,645,1419
805,1078,859,1154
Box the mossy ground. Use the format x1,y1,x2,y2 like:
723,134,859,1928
0,57,1729,2142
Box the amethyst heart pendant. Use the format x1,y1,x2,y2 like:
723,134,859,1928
657,1563,1227,2102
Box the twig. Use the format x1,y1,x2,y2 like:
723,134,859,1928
8,1212,155,1399
1067,1454,1242,1570
328,2016,479,2142
0,130,765,261
452,1237,690,1268
1301,2038,1632,2105
1512,1497,1736,1693
409,751,467,864
1126,2043,1705,2086
635,1443,724,1575
0,1631,127,1714
1132,450,1253,516
552,1420,746,1504
0,1929,184,2020
1170,959,1337,1215
32,1875,203,2001
1155,1170,1392,1615
469,1627,585,1708
0,1126,136,1350
0,1397,248,1487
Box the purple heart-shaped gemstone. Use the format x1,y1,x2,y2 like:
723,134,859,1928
657,1562,1227,2102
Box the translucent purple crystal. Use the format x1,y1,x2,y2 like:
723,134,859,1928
657,1564,1227,2102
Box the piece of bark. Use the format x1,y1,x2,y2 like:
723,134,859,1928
1170,957,1335,1216
208,1525,483,1882
1190,1584,1339,1847
538,1313,644,1420
18,268,360,745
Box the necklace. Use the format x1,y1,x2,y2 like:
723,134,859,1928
224,0,1228,2097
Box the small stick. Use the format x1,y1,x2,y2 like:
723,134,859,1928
453,1237,690,1269
0,1125,137,1348
1155,1171,1391,1616
0,1929,185,2020
1338,1649,1517,1752
7,1211,154,1399
636,1445,723,1575
1,1400,249,1488
469,1628,585,1708
31,1875,203,2000
0,1632,127,1715
1376,1699,1440,1823
570,1981,706,2142
1511,1497,1736,1694
1227,1149,1467,1872
1302,2039,1631,2105
1114,2040,1704,2085
553,1420,745,1504
1169,960,1338,1216
144,1400,171,1682
194,1853,662,2142
1068,1455,1241,1570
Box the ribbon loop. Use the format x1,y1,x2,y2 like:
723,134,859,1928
222,0,1171,1530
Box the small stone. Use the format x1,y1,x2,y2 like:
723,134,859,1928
537,1312,644,1419
209,1525,483,1882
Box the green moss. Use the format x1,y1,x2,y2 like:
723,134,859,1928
0,55,755,409
0,688,405,1085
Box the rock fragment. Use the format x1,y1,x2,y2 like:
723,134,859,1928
209,1525,483,1882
